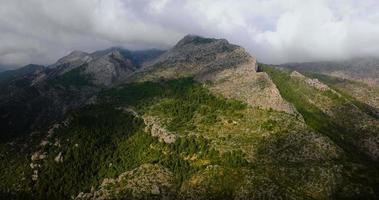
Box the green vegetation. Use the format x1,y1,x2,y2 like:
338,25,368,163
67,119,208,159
101,78,247,132
191,37,216,45
1,75,379,199
29,104,249,199
305,72,379,119
49,66,93,87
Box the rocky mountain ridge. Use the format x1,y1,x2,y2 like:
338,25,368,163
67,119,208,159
130,35,295,113
282,57,379,86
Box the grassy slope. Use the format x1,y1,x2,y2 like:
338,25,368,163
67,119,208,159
304,72,379,118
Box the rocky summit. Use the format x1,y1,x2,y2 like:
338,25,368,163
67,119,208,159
0,35,379,200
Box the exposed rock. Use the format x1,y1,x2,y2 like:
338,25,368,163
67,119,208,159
290,70,306,78
49,51,93,75
206,66,296,113
116,106,139,117
30,163,41,169
143,116,177,144
32,170,38,181
76,164,175,200
31,151,47,161
54,152,63,163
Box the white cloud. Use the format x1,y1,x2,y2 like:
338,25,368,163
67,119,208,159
0,0,182,67
0,0,378,68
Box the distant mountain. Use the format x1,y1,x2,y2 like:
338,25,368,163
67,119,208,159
47,48,165,86
282,57,379,86
0,36,378,200
0,48,165,141
0,64,45,85
281,58,379,111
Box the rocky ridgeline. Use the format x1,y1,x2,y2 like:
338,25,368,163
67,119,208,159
49,51,93,75
133,35,295,113
118,106,177,144
290,71,330,91
28,47,164,87
290,71,379,161
46,49,138,86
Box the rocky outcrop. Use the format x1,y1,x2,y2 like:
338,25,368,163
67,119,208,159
204,61,295,113
76,164,176,200
117,106,178,144
54,152,63,163
143,116,177,144
31,151,47,161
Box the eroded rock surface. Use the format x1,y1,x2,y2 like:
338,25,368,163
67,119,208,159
76,164,176,200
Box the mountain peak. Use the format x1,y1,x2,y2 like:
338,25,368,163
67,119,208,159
68,50,88,57
175,34,221,47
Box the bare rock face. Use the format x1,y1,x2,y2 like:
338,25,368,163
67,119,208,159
135,35,295,113
76,164,176,200
203,60,295,113
84,50,137,86
49,51,93,75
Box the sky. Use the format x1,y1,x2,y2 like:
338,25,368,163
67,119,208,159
0,0,379,69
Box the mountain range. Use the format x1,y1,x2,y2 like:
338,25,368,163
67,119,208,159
0,35,378,200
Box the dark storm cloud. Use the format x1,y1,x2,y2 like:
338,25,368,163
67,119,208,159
0,0,378,69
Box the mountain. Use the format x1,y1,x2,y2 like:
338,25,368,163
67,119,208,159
282,57,379,86
131,35,294,113
0,64,45,85
46,48,165,86
281,58,379,112
0,36,378,200
0,48,164,141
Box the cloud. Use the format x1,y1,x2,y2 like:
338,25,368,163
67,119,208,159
0,0,378,68
0,0,182,67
